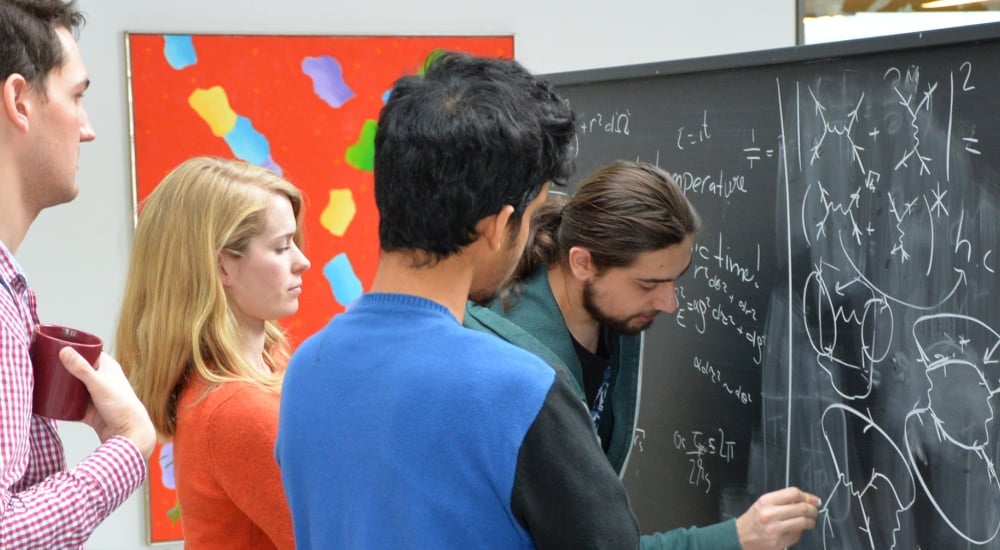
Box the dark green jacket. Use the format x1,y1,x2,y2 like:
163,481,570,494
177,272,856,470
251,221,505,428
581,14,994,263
465,266,640,473
465,266,740,550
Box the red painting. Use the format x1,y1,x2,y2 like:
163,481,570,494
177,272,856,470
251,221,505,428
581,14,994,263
126,32,514,544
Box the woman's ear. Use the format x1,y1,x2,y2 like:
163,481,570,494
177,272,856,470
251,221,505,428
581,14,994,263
218,252,233,287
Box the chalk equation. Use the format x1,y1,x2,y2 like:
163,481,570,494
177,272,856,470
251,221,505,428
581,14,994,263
672,427,739,494
776,58,1000,549
675,232,766,364
692,355,754,406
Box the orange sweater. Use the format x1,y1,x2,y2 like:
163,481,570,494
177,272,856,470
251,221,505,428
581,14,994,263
173,376,294,549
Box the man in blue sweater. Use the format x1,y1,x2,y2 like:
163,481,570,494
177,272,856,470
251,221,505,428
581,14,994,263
276,52,641,548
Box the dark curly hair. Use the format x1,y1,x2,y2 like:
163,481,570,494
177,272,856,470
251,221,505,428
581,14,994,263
374,51,576,265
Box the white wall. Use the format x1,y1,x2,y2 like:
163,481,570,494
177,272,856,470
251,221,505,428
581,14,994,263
15,1,795,548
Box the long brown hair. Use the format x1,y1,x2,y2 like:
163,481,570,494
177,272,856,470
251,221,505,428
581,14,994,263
503,160,700,303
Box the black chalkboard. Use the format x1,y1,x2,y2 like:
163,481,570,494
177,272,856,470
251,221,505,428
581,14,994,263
546,22,1000,549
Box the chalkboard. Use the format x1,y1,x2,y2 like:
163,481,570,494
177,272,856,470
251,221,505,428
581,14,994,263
546,22,1000,549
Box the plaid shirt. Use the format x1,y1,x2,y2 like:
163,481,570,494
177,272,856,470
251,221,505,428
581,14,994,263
0,243,146,549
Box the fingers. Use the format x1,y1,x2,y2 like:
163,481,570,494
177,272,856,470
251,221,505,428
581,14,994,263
766,502,820,547
766,490,819,545
759,486,821,507
737,487,822,549
756,487,821,523
58,348,156,458
58,346,99,382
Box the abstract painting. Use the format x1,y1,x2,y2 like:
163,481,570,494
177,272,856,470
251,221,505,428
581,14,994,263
125,32,514,544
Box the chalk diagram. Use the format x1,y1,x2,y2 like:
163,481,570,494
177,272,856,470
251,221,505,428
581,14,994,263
780,60,1000,549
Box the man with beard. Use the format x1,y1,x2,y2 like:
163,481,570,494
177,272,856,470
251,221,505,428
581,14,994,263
465,160,820,550
277,52,643,549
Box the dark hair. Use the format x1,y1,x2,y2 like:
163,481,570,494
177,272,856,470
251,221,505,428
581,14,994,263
374,50,576,264
511,160,701,283
0,0,85,94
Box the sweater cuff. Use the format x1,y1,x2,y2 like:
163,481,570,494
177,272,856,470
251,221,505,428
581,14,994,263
695,518,740,549
640,517,741,550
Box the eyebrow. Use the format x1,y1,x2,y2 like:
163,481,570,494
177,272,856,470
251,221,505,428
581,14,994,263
636,260,692,284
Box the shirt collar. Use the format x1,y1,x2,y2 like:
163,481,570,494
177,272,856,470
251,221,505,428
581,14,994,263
0,239,27,291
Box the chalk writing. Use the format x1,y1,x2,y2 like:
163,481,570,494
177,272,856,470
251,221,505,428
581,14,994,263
673,428,738,493
676,110,711,149
784,58,1000,548
693,355,754,405
579,108,631,136
742,128,775,169
631,428,646,453
673,170,748,199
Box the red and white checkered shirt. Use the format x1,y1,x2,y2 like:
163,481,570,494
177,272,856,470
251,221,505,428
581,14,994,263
0,243,147,549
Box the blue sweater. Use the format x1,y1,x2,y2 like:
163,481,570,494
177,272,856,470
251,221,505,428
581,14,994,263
276,293,639,549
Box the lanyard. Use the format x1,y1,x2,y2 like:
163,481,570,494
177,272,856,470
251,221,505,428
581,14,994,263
589,363,613,429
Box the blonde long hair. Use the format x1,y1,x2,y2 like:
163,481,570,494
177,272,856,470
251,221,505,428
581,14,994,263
116,156,306,437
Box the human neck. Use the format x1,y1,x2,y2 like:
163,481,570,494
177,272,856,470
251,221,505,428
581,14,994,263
370,250,475,324
238,320,269,373
547,265,601,353
0,170,35,253
0,220,28,254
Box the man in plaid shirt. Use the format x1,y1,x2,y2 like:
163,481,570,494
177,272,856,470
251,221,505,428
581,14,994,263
0,1,156,547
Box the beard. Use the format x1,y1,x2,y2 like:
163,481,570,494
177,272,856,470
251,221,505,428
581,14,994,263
582,279,656,336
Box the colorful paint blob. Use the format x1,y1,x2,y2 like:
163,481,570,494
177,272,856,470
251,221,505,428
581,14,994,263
302,55,355,108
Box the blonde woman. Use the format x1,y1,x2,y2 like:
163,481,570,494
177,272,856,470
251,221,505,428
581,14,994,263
117,156,311,549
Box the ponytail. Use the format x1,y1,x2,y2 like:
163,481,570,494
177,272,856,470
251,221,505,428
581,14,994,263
497,159,698,311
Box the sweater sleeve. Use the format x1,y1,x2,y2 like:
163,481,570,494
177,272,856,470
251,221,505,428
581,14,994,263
206,386,295,550
511,371,640,550
640,518,741,550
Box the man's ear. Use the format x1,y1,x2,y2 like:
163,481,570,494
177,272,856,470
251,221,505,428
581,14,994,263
567,246,596,281
2,75,32,132
478,205,516,252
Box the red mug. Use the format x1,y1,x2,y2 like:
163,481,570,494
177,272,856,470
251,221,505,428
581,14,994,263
29,324,102,420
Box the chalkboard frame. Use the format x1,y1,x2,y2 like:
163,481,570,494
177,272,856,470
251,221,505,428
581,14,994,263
544,20,1000,87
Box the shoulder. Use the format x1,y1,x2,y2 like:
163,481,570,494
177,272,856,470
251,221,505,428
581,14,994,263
178,378,279,431
454,322,553,371
465,302,567,370
286,326,324,365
